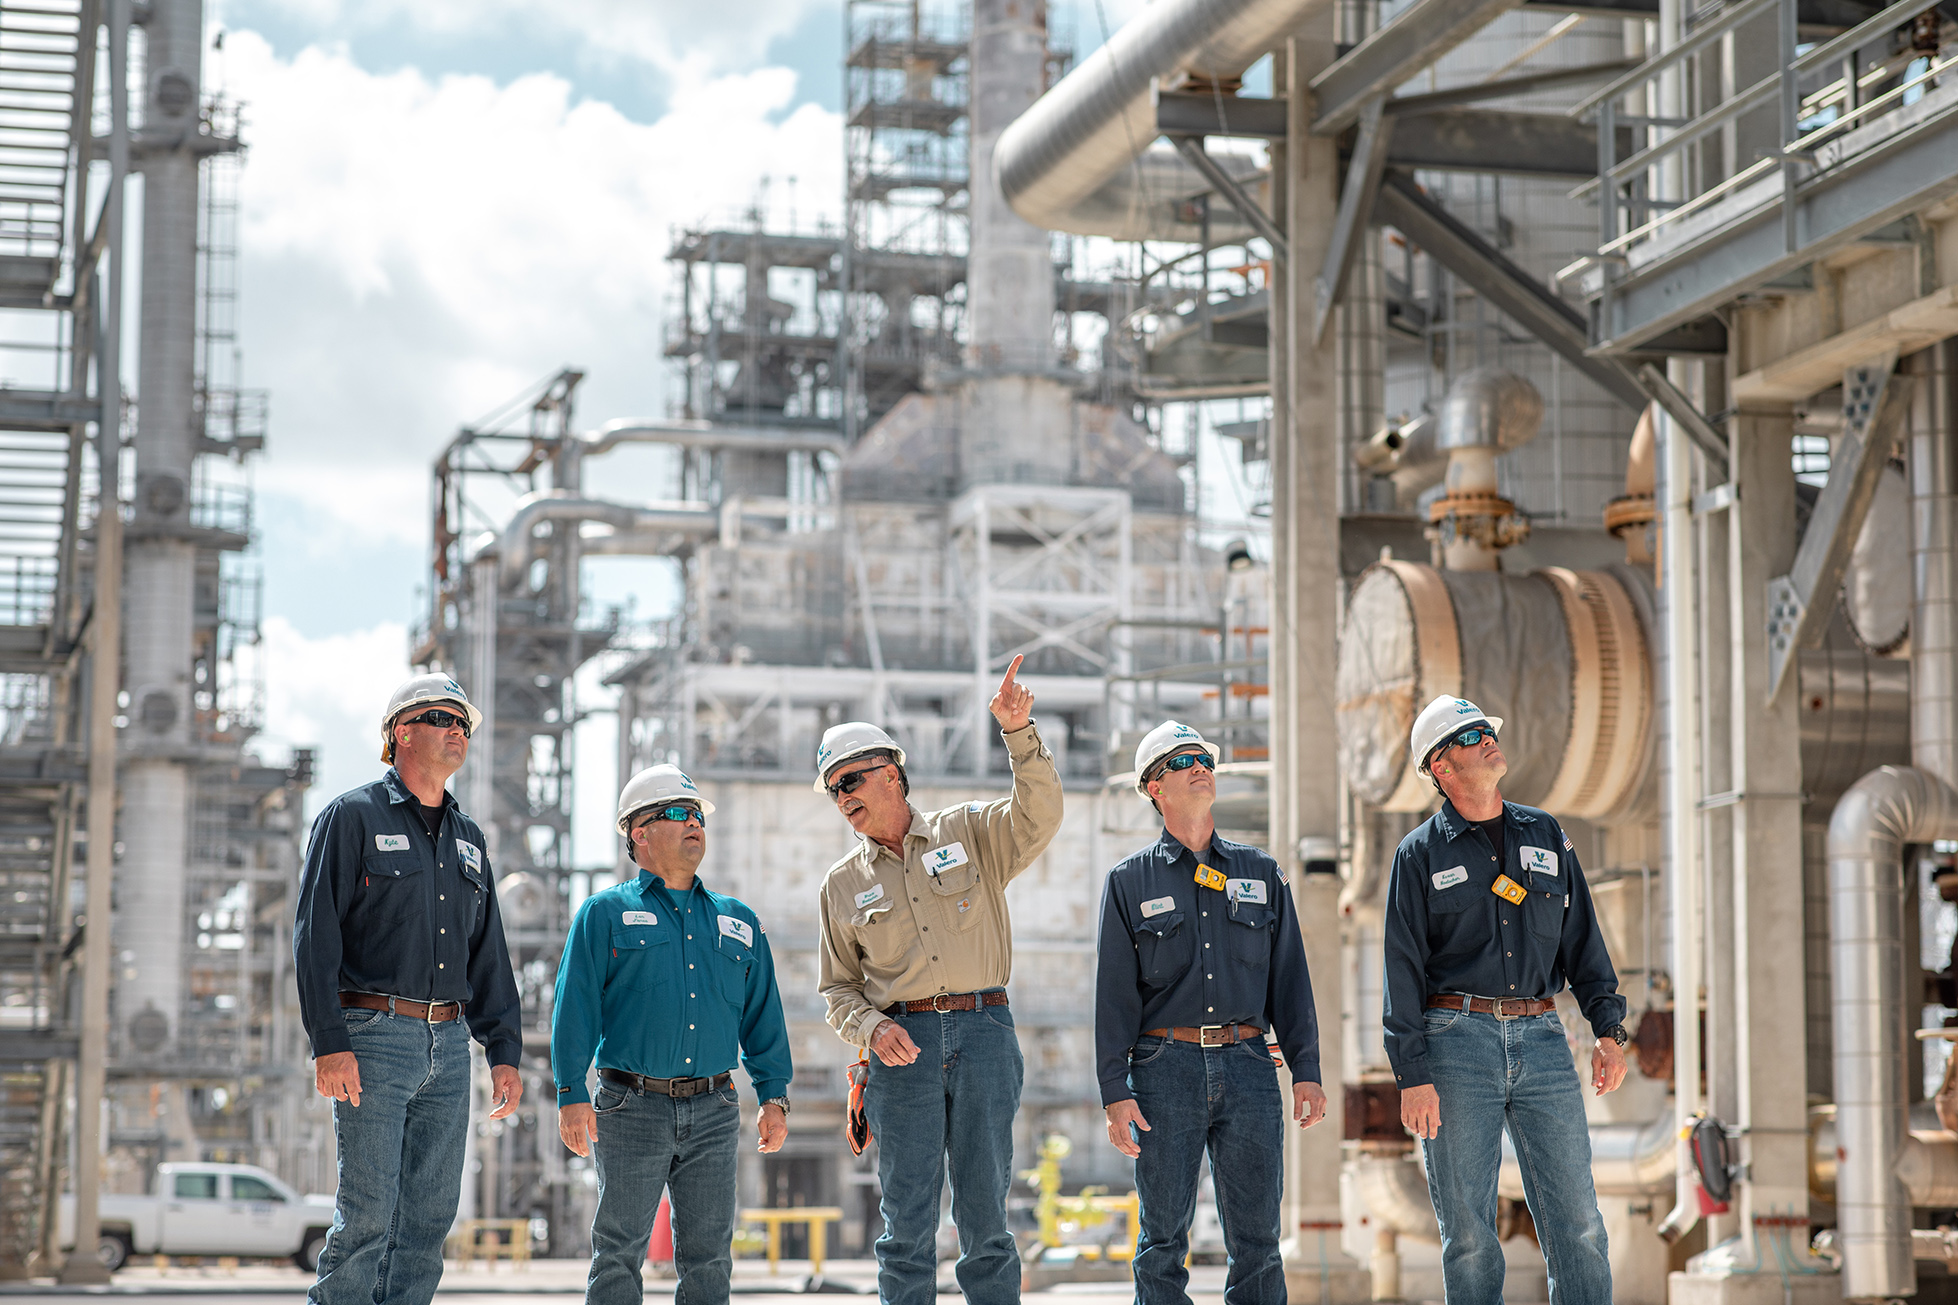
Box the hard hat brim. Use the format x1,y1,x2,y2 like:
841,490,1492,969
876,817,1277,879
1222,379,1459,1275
813,744,908,794
386,694,484,736
1133,741,1223,797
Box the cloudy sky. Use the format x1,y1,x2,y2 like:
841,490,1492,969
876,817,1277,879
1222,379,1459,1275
198,0,1172,860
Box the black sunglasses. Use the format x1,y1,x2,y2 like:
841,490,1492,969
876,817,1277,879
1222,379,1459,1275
826,761,890,799
634,805,705,831
1444,724,1497,751
404,708,472,737
1150,751,1215,782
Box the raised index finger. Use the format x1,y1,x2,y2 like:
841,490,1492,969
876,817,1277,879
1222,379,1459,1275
998,654,1025,695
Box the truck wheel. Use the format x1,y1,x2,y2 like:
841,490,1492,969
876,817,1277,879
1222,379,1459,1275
295,1228,329,1273
95,1232,131,1272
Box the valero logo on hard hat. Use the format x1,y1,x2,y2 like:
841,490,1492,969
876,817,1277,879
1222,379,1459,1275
1409,694,1505,776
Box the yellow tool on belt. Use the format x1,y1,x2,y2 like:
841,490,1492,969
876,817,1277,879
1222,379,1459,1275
1194,863,1227,891
1491,874,1527,905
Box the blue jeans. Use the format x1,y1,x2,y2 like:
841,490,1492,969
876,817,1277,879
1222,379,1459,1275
1126,1034,1285,1305
1420,1008,1612,1305
309,1009,472,1305
586,1077,741,1305
862,997,1023,1305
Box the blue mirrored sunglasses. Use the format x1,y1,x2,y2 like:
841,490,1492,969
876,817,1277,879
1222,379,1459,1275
634,805,705,831
1151,750,1215,781
403,708,472,737
1443,724,1497,752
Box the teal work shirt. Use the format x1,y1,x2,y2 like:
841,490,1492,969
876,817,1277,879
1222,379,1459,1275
550,870,792,1105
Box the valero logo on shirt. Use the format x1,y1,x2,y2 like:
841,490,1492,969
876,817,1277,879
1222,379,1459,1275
924,842,969,876
1521,846,1557,877
718,914,753,947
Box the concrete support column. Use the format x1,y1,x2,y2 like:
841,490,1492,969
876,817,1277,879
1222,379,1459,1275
966,0,1054,369
1726,403,1809,1243
1275,27,1365,1304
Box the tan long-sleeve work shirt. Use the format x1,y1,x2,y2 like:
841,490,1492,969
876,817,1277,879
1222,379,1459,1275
817,722,1063,1048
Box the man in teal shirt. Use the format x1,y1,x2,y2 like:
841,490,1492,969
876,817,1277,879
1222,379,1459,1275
552,764,792,1305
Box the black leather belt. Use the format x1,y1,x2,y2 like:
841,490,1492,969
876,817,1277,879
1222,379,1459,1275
599,1067,733,1098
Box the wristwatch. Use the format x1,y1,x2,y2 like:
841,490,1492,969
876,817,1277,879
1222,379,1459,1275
1602,1024,1630,1047
764,1096,792,1114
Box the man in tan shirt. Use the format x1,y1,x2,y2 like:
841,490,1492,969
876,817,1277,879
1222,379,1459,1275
816,655,1062,1305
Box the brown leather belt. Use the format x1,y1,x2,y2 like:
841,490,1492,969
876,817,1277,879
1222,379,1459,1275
1145,1024,1265,1047
1426,994,1556,1019
341,992,460,1022
599,1068,734,1098
883,990,1009,1016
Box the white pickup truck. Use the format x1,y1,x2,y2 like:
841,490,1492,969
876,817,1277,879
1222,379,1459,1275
60,1162,336,1272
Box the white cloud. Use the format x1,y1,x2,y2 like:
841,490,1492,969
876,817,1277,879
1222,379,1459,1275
254,614,411,810
227,0,829,81
224,31,843,541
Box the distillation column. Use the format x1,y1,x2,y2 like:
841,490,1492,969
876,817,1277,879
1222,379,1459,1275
116,0,205,1060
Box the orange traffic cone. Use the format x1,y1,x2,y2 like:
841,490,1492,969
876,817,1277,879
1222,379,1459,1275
648,1193,674,1269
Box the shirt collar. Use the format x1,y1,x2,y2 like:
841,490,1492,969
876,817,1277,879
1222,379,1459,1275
381,767,454,809
1153,827,1216,864
1435,799,1531,841
636,868,707,898
855,806,928,862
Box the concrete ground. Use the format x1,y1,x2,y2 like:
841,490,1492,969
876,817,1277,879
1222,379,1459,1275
0,1257,1197,1302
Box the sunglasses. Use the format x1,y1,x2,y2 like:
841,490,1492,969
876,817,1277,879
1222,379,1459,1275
1149,751,1215,782
634,805,705,832
403,708,472,737
1444,725,1497,751
826,762,890,799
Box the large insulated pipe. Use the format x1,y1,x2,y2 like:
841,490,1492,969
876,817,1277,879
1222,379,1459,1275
492,492,716,586
1830,767,1958,1299
578,420,848,460
1352,369,1542,513
1910,345,1958,785
992,0,1329,239
1494,1116,1676,1199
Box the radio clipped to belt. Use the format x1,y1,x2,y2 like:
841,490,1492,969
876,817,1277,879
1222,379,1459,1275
846,1051,871,1156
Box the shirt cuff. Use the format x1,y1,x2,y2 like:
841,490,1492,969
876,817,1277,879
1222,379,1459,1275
752,1078,790,1102
854,1014,892,1048
484,1037,523,1069
1287,1057,1323,1085
557,1083,591,1107
1002,721,1047,757
309,1026,352,1059
1390,1058,1433,1089
1099,1077,1134,1108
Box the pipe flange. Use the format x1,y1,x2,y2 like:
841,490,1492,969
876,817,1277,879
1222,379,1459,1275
1427,491,1517,523
1603,494,1657,538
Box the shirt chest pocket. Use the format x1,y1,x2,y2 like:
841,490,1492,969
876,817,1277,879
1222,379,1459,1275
610,924,675,992
714,934,753,1006
1525,889,1564,944
1226,904,1274,967
361,852,423,888
852,905,907,968
1133,912,1193,985
926,862,984,931
1426,885,1480,956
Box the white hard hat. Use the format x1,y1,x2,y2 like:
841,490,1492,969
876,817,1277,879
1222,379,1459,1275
1410,695,1504,776
813,722,906,794
1132,720,1221,797
380,672,483,762
617,764,715,834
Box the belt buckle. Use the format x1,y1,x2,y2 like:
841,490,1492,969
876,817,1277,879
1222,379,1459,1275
931,992,956,1013
667,1078,687,1098
1492,999,1525,1022
1197,1024,1227,1047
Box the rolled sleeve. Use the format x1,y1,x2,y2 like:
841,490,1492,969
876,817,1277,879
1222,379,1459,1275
818,889,885,1048
1381,844,1434,1089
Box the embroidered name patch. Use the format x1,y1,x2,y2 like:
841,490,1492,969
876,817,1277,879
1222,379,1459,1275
855,884,886,910
374,834,409,852
718,915,753,947
1140,895,1176,918
1521,846,1557,877
1226,878,1267,905
622,910,657,926
924,842,969,876
1432,866,1468,890
456,840,482,873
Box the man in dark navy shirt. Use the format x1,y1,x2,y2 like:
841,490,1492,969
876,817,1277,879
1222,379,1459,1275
1095,721,1324,1305
293,673,523,1305
1382,695,1627,1305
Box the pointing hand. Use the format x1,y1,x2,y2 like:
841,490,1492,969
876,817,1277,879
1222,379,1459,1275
989,654,1033,732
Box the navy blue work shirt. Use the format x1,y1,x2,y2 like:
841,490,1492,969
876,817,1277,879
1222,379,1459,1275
292,769,523,1067
1382,799,1624,1088
551,869,792,1105
1094,829,1320,1106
